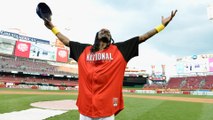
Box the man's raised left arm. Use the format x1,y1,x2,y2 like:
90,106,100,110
139,10,178,43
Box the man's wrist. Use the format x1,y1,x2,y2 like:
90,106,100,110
155,24,165,33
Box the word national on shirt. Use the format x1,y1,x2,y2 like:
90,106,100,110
86,52,113,62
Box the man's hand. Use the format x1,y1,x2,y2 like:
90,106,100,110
162,10,178,27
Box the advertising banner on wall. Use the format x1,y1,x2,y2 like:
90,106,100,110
176,58,209,74
11,38,68,63
29,43,56,61
14,41,31,58
209,58,213,72
0,37,15,55
56,48,68,62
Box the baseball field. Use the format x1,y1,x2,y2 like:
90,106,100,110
1,88,213,120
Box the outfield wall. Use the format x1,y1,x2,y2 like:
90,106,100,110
2,83,213,96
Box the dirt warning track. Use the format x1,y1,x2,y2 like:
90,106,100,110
124,94,213,104
1,90,213,104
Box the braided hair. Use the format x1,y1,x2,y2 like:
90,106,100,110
90,32,114,53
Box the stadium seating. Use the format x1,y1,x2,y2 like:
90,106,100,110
201,75,213,90
166,77,183,89
166,75,213,90
0,74,78,87
0,55,78,88
0,56,76,76
143,75,213,91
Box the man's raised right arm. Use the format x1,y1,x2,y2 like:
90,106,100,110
44,20,70,46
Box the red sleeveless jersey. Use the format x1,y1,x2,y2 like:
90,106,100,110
69,37,139,118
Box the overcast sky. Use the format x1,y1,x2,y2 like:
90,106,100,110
0,0,213,76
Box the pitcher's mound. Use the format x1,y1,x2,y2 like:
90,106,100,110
31,100,78,110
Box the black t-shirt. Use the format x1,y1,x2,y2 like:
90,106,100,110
69,36,139,62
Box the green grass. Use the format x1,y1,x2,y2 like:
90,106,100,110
1,88,213,120
0,94,77,113
117,98,203,120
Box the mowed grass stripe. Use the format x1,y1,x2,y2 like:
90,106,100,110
141,101,203,120
199,103,213,120
116,97,165,120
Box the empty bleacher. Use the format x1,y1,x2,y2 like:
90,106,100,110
0,74,78,87
143,75,213,91
0,55,78,88
0,55,77,76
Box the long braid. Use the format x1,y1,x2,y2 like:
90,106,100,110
91,32,100,53
91,32,114,53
